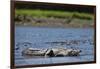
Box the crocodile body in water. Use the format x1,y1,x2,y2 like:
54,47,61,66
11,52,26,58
22,48,81,57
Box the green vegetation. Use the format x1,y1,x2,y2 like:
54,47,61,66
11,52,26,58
15,9,94,28
15,9,94,20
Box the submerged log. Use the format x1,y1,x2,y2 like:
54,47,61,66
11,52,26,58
22,48,81,57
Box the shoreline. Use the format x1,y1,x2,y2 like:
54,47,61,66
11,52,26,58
15,15,94,28
15,25,94,29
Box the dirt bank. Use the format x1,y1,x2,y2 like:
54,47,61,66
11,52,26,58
15,14,94,28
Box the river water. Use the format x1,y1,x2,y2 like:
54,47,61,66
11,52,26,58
15,26,94,66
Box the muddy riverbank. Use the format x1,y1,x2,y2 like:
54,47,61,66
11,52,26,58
15,14,94,28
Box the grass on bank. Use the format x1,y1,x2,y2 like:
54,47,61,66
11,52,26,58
15,9,94,20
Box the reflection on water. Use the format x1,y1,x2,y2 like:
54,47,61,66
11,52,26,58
15,26,94,66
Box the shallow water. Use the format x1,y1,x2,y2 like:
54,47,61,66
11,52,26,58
15,26,94,66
